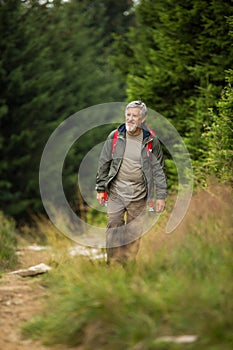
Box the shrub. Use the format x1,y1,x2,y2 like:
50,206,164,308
200,70,233,184
22,184,233,350
0,211,18,270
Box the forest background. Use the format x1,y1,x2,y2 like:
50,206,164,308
1,0,232,222
0,1,232,349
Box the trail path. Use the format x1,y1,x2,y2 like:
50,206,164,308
0,246,80,350
0,242,198,349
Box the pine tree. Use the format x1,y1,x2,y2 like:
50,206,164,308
204,69,233,183
113,0,233,159
0,0,128,218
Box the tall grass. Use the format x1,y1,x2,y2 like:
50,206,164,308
22,184,233,350
0,211,18,271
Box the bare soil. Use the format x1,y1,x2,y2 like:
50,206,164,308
0,246,79,350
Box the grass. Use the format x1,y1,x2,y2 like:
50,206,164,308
22,183,233,350
0,211,18,272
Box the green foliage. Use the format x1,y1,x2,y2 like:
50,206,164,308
200,70,233,184
112,0,233,161
0,0,132,218
85,207,107,227
22,185,233,349
1,0,232,219
0,211,18,271
198,16,233,184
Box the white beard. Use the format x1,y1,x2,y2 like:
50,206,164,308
126,124,137,132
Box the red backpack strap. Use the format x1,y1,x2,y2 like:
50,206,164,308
145,126,155,158
112,129,119,155
146,125,156,137
146,133,153,159
146,140,153,152
112,129,153,158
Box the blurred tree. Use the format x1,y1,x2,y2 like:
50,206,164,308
201,40,233,185
0,0,133,219
101,0,135,44
112,0,233,161
204,70,233,183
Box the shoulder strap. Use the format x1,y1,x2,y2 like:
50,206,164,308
112,129,119,155
147,126,156,137
145,125,155,154
112,129,153,159
146,134,153,160
146,139,153,152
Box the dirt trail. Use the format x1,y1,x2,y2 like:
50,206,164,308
0,247,78,350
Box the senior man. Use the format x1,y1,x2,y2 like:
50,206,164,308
96,101,167,265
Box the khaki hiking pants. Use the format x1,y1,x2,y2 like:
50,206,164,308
106,195,147,265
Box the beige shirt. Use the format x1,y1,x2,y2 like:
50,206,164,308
110,131,146,201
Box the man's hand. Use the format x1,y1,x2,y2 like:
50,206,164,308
155,199,165,213
97,192,105,206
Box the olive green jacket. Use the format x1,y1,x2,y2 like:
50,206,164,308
95,124,167,200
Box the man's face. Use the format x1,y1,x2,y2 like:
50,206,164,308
125,107,145,133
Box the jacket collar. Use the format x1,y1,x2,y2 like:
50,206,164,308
118,123,151,139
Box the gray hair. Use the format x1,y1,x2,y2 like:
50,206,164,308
125,100,147,118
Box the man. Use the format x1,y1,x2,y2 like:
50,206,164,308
96,101,167,265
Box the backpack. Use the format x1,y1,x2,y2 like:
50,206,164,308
103,128,155,209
